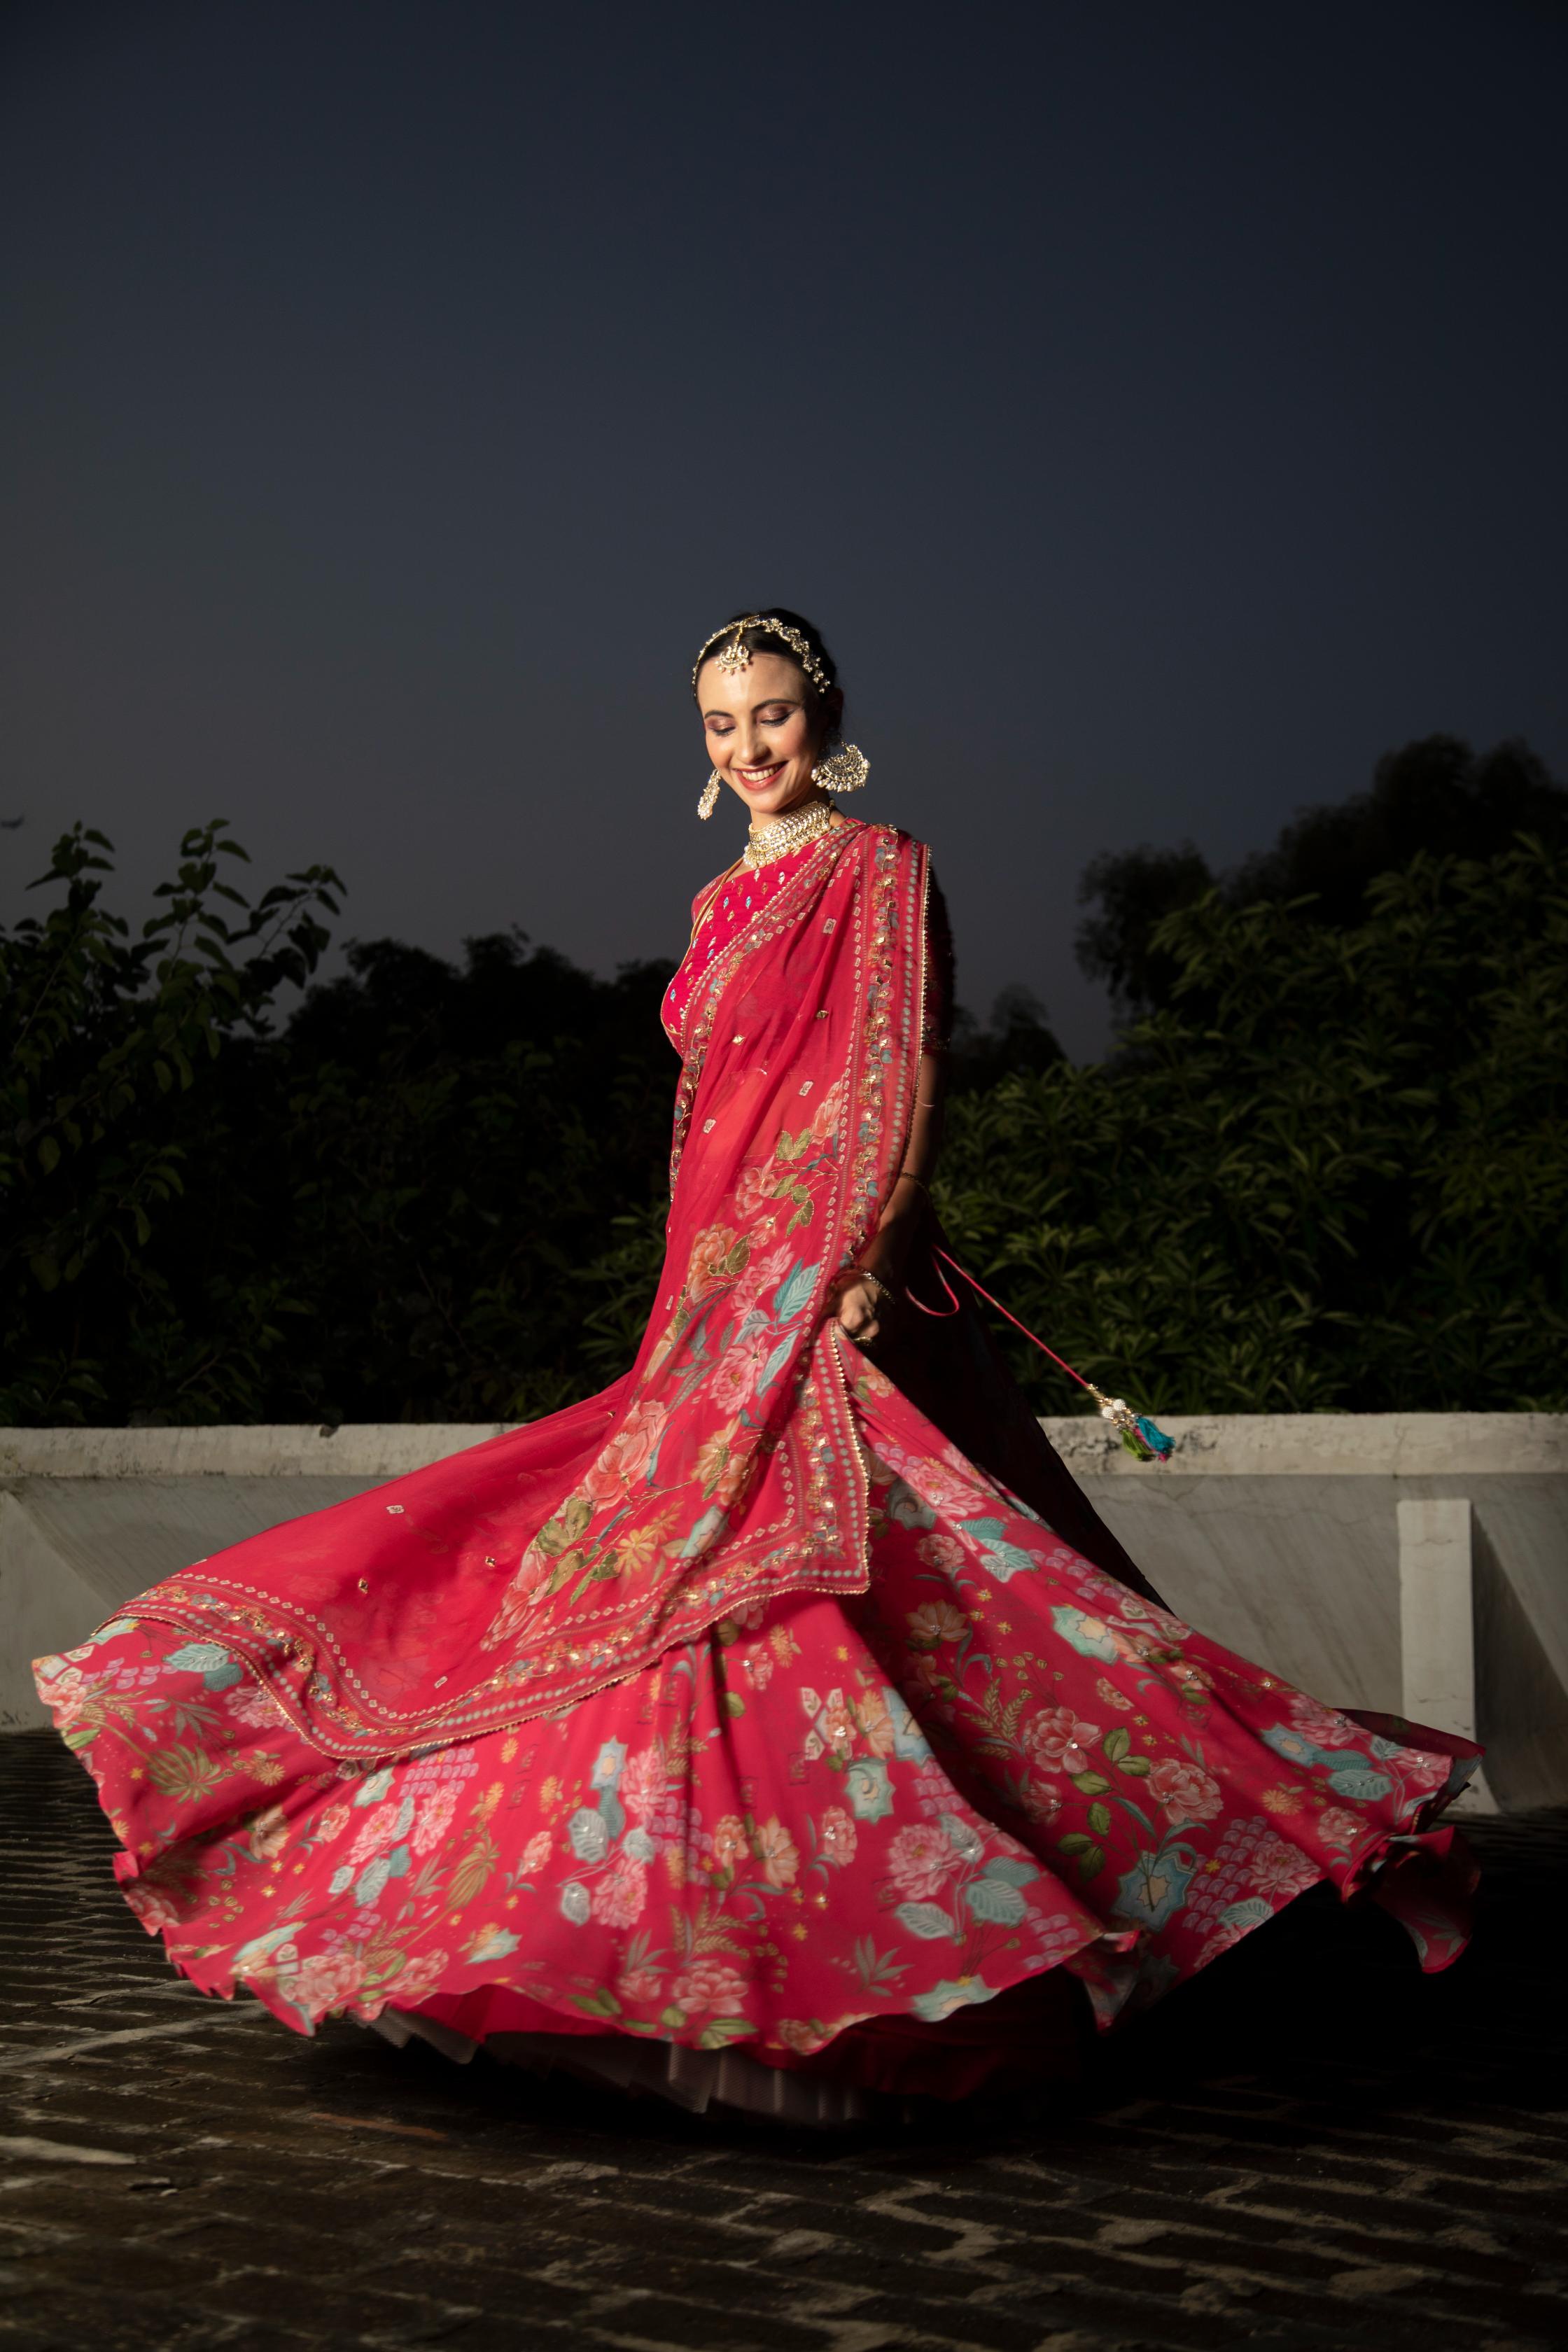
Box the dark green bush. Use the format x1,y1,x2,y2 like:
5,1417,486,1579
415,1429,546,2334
941,843,1567,1413
4,808,1563,1424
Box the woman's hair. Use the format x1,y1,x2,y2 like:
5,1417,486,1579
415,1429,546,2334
690,607,841,712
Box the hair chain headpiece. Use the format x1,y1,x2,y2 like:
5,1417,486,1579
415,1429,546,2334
690,614,832,699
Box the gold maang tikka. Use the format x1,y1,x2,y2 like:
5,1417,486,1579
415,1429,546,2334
690,615,834,699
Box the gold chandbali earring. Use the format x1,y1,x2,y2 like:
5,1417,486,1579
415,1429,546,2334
811,733,869,794
697,770,722,820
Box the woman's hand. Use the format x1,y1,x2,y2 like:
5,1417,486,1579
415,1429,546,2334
827,1266,894,1348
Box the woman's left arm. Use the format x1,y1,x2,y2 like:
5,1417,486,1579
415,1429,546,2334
830,1047,945,1345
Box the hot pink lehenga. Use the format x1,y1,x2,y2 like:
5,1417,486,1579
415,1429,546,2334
34,820,1478,2122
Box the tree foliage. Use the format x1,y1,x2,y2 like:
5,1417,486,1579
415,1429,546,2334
947,840,1567,1413
4,779,1564,1425
1077,735,1568,1018
2,824,342,1422
1,825,677,1424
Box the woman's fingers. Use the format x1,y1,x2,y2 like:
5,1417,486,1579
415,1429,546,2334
827,1273,886,1345
833,1284,879,1345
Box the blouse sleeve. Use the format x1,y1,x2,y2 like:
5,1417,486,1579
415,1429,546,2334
920,867,955,1056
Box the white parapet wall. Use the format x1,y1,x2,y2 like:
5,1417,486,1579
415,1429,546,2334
4,1416,1565,1810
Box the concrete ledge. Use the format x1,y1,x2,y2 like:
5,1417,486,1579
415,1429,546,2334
1045,1412,1568,1476
4,1412,1564,1480
0,1424,511,1480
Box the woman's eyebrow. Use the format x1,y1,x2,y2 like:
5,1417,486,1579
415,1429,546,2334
702,698,802,718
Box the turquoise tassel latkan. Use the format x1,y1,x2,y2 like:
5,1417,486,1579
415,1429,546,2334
919,1250,1175,1467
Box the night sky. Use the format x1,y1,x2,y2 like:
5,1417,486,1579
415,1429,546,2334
4,1,1565,1057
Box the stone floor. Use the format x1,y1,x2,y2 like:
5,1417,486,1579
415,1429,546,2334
1,1730,1564,2352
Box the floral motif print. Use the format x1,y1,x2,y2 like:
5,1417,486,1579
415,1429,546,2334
887,1822,962,1900
906,1602,968,1651
582,1398,668,1507
1147,1758,1224,1827
35,1343,1474,2085
671,1957,750,2015
752,1819,800,1889
1025,1707,1102,1774
819,1807,858,1865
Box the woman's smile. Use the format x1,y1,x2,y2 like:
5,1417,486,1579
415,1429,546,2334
736,762,786,792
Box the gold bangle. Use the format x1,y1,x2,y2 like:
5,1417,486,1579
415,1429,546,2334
854,1267,899,1310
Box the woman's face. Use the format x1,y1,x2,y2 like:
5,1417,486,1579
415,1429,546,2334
696,650,834,822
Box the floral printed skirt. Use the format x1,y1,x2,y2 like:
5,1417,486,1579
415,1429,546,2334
34,1367,1478,2105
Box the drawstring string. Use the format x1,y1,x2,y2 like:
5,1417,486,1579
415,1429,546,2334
909,1247,1175,1464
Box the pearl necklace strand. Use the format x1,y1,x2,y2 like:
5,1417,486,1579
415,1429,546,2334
743,794,837,872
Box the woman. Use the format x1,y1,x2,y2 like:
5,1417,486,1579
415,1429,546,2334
34,608,1476,2122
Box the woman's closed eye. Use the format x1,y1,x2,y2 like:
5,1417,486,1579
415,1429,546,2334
706,706,796,733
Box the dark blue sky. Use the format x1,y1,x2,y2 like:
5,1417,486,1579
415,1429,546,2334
4,0,1564,1055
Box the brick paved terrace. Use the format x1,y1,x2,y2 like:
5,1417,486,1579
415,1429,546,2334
1,1730,1564,2352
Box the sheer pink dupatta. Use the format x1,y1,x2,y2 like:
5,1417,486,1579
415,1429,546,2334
119,824,930,1758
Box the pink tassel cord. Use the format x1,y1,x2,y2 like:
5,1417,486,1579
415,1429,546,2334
910,1248,1174,1463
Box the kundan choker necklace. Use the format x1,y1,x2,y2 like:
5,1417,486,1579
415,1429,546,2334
743,794,836,872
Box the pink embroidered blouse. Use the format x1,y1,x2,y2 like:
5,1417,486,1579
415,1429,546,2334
662,827,953,1056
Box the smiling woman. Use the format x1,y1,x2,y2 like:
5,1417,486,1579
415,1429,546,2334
34,606,1480,2125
